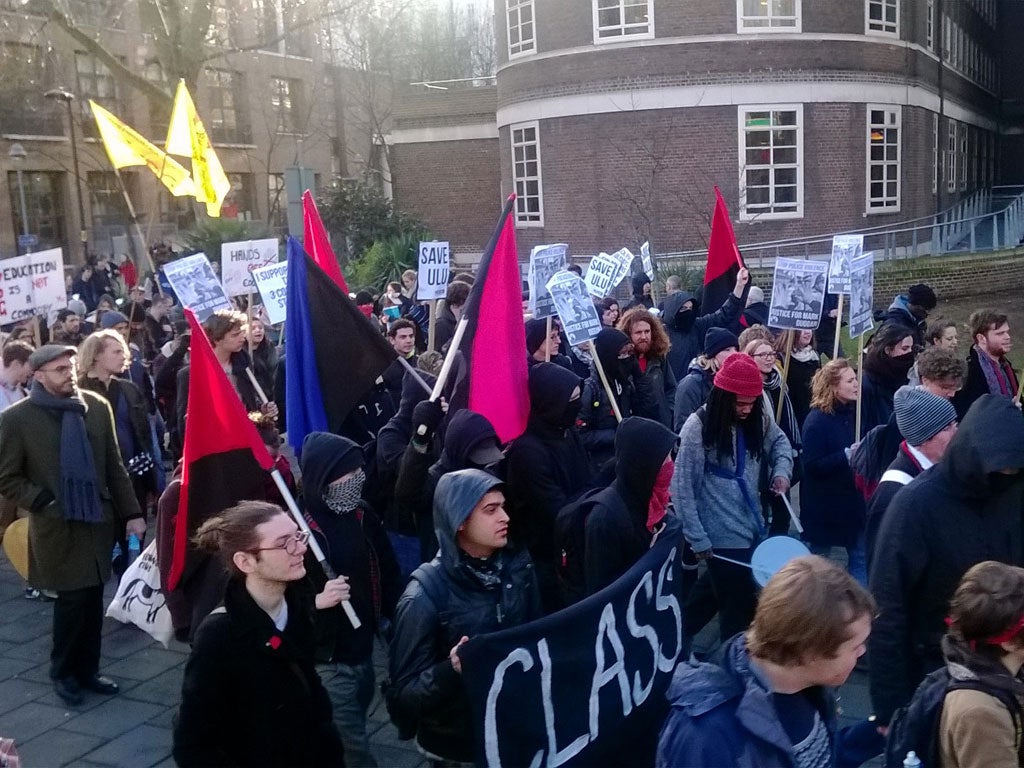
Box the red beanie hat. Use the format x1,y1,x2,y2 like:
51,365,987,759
714,354,764,398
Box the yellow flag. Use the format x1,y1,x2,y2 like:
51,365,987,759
166,80,230,217
90,101,195,197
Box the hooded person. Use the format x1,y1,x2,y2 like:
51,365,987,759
584,416,678,596
505,362,593,609
394,407,505,564
859,323,916,434
878,283,937,351
298,432,402,768
869,394,1024,727
523,317,573,371
387,469,541,764
673,327,739,432
661,266,750,381
624,271,654,311
577,327,656,471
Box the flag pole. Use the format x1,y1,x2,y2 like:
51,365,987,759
833,294,844,359
427,300,437,353
544,316,552,362
429,316,468,401
246,291,255,362
112,167,158,278
270,469,361,629
244,366,270,406
855,334,865,440
776,331,792,423
398,355,433,396
591,345,623,423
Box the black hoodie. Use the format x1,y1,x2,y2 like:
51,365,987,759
625,272,654,310
505,363,593,605
869,395,1024,723
661,289,746,380
300,432,402,665
584,416,678,595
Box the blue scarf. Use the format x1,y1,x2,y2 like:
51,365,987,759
29,381,104,523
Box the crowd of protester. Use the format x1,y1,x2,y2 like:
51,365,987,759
3,246,1024,768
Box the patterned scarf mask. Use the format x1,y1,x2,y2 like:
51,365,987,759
324,468,366,514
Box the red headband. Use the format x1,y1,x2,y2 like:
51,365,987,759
945,614,1024,648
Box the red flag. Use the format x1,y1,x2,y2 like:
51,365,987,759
302,190,349,294
166,309,275,590
458,195,530,442
700,186,745,317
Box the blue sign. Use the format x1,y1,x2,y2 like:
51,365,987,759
17,234,37,249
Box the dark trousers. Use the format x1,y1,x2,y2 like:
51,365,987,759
705,548,758,640
51,584,104,682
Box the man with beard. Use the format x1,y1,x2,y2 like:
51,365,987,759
954,309,1019,418
50,309,84,346
661,268,750,380
617,307,676,428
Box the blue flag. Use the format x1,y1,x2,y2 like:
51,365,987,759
285,237,329,453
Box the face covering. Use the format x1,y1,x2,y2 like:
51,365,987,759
562,397,583,429
676,308,696,333
324,468,366,514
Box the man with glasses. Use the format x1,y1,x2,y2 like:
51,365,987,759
0,344,145,706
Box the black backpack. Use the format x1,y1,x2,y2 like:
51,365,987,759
553,486,615,608
884,666,1024,767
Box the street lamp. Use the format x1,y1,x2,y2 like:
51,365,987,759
8,143,29,254
44,87,88,260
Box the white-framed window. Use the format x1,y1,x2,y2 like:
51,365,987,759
737,0,800,32
947,120,957,193
738,105,803,221
593,0,653,43
942,14,951,58
507,0,536,58
959,121,968,190
926,0,934,50
867,105,901,212
866,0,898,35
932,112,938,195
511,122,543,226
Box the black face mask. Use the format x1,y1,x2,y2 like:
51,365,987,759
562,397,583,429
676,308,696,333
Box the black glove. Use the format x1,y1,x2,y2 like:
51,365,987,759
411,400,444,447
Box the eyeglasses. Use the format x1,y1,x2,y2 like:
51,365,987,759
751,352,776,360
249,530,310,555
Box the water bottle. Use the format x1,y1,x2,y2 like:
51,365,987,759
903,751,922,768
126,533,141,568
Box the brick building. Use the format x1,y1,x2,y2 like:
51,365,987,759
390,0,1022,260
0,0,377,266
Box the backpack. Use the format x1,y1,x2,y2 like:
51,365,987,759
884,666,1024,767
382,564,450,741
553,487,614,608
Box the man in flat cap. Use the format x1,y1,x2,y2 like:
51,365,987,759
0,344,145,707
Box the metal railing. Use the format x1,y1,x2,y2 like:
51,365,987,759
656,186,1024,270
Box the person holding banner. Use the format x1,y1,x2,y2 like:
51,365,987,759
673,354,793,639
387,469,541,765
172,501,347,768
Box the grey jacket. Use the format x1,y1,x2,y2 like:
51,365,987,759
672,409,793,552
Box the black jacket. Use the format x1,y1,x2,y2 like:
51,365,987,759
173,578,345,767
433,305,457,353
376,370,435,533
639,352,677,429
584,416,678,596
868,395,1024,723
953,345,1022,419
388,470,541,762
661,290,744,381
300,433,402,665
78,375,151,467
251,339,279,400
864,442,924,572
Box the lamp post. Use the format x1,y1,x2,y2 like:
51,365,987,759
44,88,88,260
8,143,29,254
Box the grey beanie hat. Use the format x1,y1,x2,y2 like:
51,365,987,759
894,385,957,446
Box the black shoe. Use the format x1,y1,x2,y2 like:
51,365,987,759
79,674,119,695
54,677,84,706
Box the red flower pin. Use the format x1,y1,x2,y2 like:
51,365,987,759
267,635,282,650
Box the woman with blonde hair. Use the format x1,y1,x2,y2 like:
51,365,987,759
800,359,867,585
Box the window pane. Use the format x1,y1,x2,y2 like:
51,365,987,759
773,147,797,164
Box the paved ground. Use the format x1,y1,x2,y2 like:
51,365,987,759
0,546,880,767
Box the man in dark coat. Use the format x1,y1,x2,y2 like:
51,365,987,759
584,416,677,596
618,306,677,429
0,345,144,706
864,386,957,570
953,309,1020,418
433,280,470,353
877,283,937,351
624,272,654,311
660,266,750,380
380,319,418,407
301,432,402,767
505,362,592,609
869,395,1024,726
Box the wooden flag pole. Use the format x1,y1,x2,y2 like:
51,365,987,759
430,315,469,402
246,292,255,361
544,316,552,362
591,345,623,423
833,294,845,360
270,469,361,629
855,334,865,440
112,167,158,279
776,331,793,423
427,300,438,353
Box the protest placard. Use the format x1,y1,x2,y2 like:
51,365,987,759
547,271,602,346
583,249,633,298
252,261,289,325
640,241,654,277
0,249,66,326
848,251,875,339
767,258,827,330
162,253,232,322
608,247,635,289
527,243,568,319
417,241,450,301
220,238,279,297
827,235,863,295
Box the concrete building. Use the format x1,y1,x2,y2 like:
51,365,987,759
389,0,1021,259
0,0,375,268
